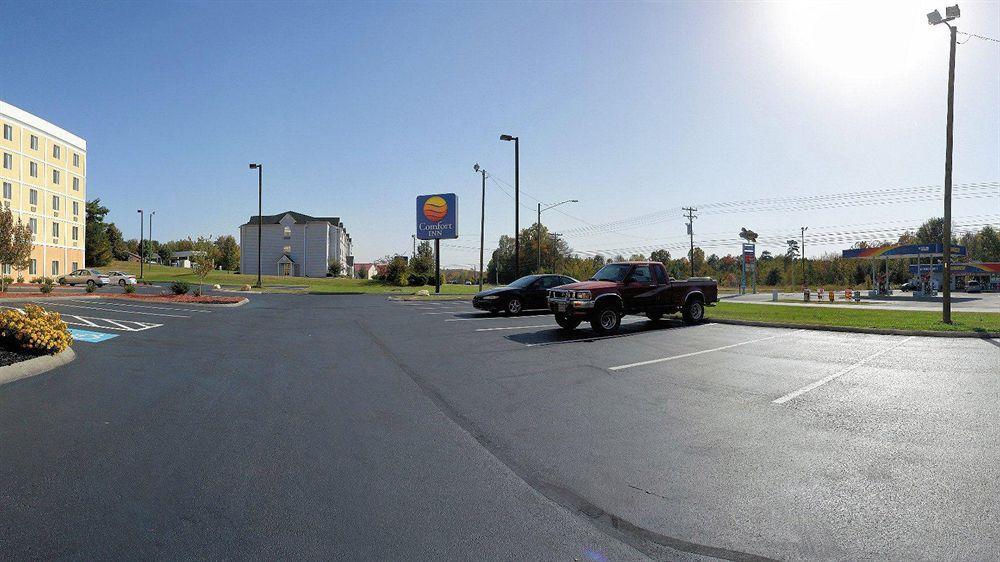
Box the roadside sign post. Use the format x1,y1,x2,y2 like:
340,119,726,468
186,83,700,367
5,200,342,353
416,193,458,294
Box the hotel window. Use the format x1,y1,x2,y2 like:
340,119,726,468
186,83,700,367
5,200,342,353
28,218,36,235
29,161,37,177
30,135,38,150
73,176,80,191
2,124,11,141
2,153,10,169
51,261,59,276
73,153,80,167
29,189,37,205
283,226,291,238
73,201,79,215
52,195,60,211
53,170,60,184
1,265,9,275
52,144,61,159
72,226,79,241
52,222,59,237
29,259,36,275
71,261,78,271
2,182,10,199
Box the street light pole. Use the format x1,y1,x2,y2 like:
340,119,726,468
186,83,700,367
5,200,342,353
149,211,155,264
249,163,263,288
801,226,808,288
474,164,487,291
500,134,519,280
137,209,144,280
928,4,960,324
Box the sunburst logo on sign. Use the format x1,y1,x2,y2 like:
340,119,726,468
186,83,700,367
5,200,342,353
422,195,448,222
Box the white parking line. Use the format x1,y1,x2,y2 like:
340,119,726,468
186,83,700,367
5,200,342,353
476,324,554,332
445,314,549,322
608,329,800,371
24,301,190,318
66,299,211,313
772,336,915,404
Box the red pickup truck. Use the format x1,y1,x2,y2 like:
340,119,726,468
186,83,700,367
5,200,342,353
547,261,718,335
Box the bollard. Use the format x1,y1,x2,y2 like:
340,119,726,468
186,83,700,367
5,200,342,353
772,289,778,302
854,290,861,302
845,288,852,300
829,290,835,302
803,288,810,302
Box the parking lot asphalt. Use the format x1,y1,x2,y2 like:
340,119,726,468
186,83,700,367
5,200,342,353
2,294,998,559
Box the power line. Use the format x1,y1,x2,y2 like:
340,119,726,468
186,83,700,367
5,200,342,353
958,31,1000,43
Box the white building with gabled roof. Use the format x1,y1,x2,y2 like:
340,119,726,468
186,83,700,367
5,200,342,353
239,211,353,277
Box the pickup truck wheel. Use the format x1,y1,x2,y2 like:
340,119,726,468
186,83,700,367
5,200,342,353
682,298,705,324
506,297,523,316
645,312,663,322
555,313,581,331
590,303,622,335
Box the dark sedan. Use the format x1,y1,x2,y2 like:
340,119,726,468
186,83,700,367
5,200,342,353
473,274,578,315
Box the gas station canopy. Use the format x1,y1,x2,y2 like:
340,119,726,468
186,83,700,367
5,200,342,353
842,243,966,259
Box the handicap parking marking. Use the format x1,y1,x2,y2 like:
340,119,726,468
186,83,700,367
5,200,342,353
60,314,163,332
68,328,119,343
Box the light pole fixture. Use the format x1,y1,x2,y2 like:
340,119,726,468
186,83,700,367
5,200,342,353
474,163,487,291
137,209,144,280
927,4,960,323
249,163,263,288
536,199,578,271
500,134,519,280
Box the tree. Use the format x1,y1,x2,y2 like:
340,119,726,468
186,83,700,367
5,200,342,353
759,250,773,261
408,240,435,285
627,253,647,261
915,217,949,245
785,239,800,260
765,268,782,286
0,207,33,291
328,259,343,277
214,235,240,271
192,253,215,294
649,249,671,264
378,255,408,285
85,199,113,266
106,223,130,260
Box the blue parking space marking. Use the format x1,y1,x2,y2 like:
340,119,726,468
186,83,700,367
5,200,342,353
68,328,119,343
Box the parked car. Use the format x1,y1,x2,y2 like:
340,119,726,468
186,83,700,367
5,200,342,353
58,269,111,288
547,261,718,335
966,280,982,293
107,271,138,287
473,274,578,315
900,280,918,292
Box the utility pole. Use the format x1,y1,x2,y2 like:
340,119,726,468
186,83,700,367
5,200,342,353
801,226,808,288
536,203,542,272
927,4,960,323
412,234,416,260
474,164,487,291
683,207,697,277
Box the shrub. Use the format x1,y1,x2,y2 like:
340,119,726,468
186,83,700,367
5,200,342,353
0,304,73,355
0,276,13,287
407,273,427,287
124,283,136,294
16,275,24,283
170,281,190,295
58,277,67,285
85,283,97,294
40,282,53,294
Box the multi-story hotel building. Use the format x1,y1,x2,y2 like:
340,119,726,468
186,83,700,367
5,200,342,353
0,100,86,279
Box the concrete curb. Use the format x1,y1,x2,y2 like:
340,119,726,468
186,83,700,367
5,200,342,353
708,317,999,338
388,295,475,302
0,347,76,388
102,297,250,308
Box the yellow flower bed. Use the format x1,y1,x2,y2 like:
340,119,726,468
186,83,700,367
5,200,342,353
0,304,73,355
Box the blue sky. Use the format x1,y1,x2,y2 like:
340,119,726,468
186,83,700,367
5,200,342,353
2,1,997,266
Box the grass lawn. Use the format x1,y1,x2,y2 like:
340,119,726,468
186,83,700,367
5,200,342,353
710,301,1000,333
107,261,494,295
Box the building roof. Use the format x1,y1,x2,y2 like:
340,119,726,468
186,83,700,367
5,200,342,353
1,100,87,151
241,211,350,240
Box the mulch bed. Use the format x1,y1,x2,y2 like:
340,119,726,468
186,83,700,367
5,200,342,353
109,294,245,304
0,346,35,367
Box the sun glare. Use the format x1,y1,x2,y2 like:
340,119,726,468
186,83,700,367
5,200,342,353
775,1,937,91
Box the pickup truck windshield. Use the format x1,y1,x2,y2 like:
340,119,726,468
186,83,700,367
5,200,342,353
591,264,630,282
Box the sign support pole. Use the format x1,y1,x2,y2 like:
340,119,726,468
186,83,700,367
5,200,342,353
434,238,440,294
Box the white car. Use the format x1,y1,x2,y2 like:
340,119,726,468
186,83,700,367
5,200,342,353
107,271,137,287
